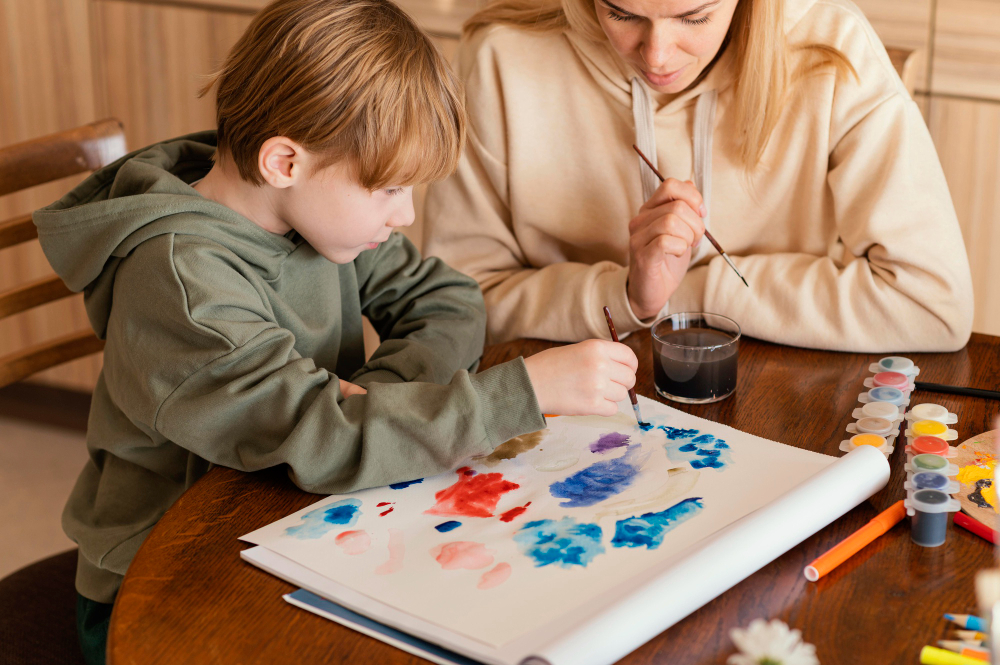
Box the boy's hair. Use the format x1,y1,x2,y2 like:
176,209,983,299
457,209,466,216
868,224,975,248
200,0,466,189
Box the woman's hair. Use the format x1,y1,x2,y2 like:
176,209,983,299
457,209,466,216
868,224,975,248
200,0,466,189
465,0,856,170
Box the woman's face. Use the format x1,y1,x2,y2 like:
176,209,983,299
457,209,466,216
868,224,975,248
595,0,739,93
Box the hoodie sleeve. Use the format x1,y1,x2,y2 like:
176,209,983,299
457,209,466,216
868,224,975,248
348,232,488,387
106,235,545,494
670,53,974,353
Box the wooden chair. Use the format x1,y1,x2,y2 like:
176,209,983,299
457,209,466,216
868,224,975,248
0,118,126,389
886,46,919,97
0,118,126,665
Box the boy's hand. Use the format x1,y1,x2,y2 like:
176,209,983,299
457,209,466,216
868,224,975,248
338,379,368,398
524,340,638,417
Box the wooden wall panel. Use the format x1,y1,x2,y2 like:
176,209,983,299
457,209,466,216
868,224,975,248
932,0,1000,100
853,0,933,92
0,0,103,391
928,96,1000,337
91,0,253,152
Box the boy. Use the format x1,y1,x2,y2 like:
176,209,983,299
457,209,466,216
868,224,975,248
32,0,638,662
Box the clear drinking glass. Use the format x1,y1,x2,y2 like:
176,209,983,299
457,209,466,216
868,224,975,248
651,312,741,404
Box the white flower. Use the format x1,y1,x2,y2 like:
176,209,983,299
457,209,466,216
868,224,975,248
727,619,819,665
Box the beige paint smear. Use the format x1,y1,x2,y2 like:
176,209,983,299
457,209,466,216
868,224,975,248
594,467,701,520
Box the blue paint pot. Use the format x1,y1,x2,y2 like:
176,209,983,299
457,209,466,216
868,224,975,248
905,471,959,494
867,386,906,405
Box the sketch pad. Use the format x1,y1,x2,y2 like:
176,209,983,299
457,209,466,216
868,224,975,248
240,395,889,665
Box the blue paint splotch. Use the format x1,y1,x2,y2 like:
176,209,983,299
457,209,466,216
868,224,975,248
284,498,362,540
659,426,733,471
611,498,705,549
549,446,646,507
390,478,424,490
590,432,631,454
638,422,654,432
434,521,462,533
514,518,605,568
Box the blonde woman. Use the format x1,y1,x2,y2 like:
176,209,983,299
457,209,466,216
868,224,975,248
423,0,974,351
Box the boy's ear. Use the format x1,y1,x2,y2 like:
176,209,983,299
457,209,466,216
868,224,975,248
258,137,305,188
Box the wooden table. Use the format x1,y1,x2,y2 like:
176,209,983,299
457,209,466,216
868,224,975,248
108,332,1000,665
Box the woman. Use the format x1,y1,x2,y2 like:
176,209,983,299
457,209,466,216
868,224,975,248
423,0,974,351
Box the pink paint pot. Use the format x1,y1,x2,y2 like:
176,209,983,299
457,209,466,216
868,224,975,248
872,371,911,390
908,435,953,457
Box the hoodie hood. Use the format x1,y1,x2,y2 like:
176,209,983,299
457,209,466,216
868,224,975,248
33,131,298,337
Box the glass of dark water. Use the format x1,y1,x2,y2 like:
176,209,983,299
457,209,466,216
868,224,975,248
651,312,740,404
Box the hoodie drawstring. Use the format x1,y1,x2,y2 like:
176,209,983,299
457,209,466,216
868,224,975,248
630,78,718,266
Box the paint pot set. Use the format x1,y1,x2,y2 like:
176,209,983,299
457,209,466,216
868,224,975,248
902,403,963,548
841,357,919,456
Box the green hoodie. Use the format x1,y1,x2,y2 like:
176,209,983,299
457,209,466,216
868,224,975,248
33,132,545,603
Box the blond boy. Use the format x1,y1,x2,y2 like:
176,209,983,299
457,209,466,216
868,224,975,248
33,1,636,662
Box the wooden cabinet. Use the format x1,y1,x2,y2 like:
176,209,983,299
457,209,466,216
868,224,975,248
928,97,1000,338
932,0,1000,99
853,0,934,91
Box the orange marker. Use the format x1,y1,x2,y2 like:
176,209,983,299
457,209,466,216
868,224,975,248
804,500,906,581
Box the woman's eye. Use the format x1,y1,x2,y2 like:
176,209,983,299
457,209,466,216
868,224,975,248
607,10,636,21
681,15,711,25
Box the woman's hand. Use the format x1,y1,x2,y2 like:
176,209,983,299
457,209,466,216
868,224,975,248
524,339,638,417
627,178,706,320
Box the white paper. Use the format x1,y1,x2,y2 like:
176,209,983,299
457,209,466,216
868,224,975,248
240,396,889,664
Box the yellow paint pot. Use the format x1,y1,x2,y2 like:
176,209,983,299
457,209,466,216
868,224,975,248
912,420,948,437
850,433,887,448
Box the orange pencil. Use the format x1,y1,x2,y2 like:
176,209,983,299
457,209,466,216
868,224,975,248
804,500,906,581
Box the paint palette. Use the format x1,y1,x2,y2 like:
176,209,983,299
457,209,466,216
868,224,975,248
952,430,999,529
842,357,920,457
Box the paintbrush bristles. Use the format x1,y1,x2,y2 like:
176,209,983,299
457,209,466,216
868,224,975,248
631,144,749,288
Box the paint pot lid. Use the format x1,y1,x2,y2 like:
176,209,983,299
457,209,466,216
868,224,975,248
912,420,948,437
909,403,950,423
878,356,916,375
911,454,949,471
867,386,906,405
873,371,911,389
861,401,899,419
911,472,952,490
850,433,887,449
906,489,960,514
910,436,951,456
856,417,894,435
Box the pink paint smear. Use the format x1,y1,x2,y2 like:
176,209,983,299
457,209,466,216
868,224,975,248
425,467,520,518
430,541,495,570
334,530,371,555
375,528,404,575
478,563,512,590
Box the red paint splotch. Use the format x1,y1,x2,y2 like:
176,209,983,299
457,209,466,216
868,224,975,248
425,467,520,518
499,502,532,523
377,502,393,507
380,507,394,516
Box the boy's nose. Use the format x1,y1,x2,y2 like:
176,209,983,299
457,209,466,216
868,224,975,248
390,191,416,228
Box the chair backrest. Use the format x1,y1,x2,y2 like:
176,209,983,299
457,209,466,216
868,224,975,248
885,46,918,97
0,118,127,389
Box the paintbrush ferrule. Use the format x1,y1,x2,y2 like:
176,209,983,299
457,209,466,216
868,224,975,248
721,252,749,288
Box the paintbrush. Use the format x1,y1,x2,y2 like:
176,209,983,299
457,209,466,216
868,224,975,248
603,306,648,428
632,144,749,288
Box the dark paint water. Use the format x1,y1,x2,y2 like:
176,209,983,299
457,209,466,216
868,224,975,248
653,328,738,401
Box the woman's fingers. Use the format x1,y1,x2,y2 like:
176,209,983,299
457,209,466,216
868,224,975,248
639,178,706,217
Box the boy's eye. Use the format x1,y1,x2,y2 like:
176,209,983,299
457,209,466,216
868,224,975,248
385,187,404,196
681,14,711,25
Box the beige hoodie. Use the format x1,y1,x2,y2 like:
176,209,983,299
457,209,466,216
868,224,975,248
423,0,974,352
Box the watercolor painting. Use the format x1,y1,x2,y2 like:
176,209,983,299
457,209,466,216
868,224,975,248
242,395,834,649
